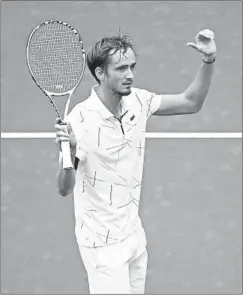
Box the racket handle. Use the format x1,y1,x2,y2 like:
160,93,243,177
61,141,73,170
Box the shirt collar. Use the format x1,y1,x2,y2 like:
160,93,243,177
90,85,128,120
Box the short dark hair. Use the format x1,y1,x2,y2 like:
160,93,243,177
87,34,137,83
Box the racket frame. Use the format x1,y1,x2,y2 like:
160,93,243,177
26,20,86,170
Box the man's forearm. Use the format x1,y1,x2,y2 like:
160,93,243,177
184,59,215,110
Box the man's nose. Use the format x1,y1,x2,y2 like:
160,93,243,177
126,68,134,79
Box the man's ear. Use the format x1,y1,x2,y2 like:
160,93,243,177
95,67,105,82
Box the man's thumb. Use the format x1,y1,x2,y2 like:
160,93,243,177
186,42,199,51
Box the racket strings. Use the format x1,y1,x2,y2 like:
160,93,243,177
28,23,85,93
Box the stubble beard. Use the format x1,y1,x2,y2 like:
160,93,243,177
115,88,132,96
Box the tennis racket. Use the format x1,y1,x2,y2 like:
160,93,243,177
26,20,86,169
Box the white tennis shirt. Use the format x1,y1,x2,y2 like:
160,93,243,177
67,86,162,247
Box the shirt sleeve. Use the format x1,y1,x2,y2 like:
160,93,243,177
66,105,89,163
134,88,162,119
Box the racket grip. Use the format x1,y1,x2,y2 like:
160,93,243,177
61,141,73,170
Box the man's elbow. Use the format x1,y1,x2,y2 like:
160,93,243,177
183,94,203,114
190,103,203,114
185,98,203,114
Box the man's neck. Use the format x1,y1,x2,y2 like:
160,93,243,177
96,85,122,118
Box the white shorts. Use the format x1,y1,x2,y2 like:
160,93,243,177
78,227,148,294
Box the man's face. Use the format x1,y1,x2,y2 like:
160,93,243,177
103,47,136,96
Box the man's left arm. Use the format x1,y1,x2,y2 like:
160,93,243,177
154,29,217,116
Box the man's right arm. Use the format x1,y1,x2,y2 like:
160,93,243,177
55,118,78,197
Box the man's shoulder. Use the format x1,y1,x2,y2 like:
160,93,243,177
131,87,161,101
131,87,153,98
68,97,93,120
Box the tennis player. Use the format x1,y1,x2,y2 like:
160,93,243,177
55,29,216,294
